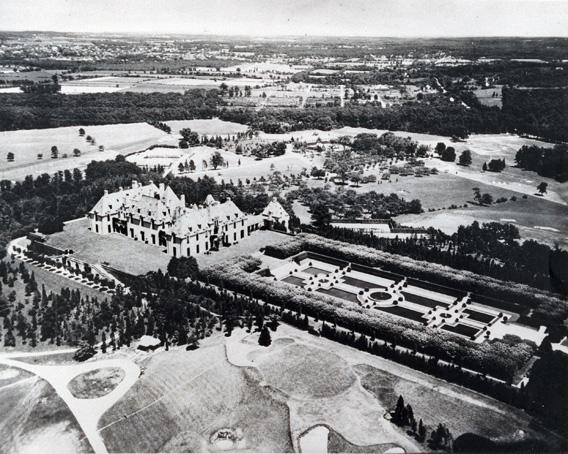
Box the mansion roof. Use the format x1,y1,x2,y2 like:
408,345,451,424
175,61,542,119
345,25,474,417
90,181,246,237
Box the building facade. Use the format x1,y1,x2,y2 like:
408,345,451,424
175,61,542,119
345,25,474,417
88,181,263,257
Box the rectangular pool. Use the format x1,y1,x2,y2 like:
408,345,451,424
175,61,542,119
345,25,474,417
303,266,330,276
378,305,426,322
282,275,305,287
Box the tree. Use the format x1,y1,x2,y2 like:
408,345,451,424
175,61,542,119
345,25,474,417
487,158,506,172
458,149,472,166
73,342,96,362
440,146,456,162
209,151,225,170
435,142,446,155
6,152,14,162
78,128,85,136
482,162,488,171
472,187,481,203
51,146,58,159
537,182,548,195
73,148,81,157
418,419,426,442
311,203,331,228
37,153,43,160
480,193,493,205
167,256,199,280
258,326,272,347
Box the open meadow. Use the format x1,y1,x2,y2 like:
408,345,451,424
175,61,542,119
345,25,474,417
0,122,176,181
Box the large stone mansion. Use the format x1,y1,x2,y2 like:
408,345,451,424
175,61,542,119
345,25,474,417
88,180,290,257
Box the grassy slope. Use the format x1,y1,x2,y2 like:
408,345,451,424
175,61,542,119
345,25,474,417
98,338,293,453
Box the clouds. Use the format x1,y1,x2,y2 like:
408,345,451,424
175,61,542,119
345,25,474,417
0,0,566,36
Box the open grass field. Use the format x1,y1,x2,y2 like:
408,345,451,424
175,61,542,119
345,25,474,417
274,324,565,452
397,195,568,247
227,329,421,453
255,343,356,399
45,218,171,275
0,375,92,453
165,118,249,136
99,337,293,453
68,367,125,399
0,122,176,181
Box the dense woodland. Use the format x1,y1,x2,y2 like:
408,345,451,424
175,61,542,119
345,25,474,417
515,143,568,182
0,89,222,130
0,85,565,143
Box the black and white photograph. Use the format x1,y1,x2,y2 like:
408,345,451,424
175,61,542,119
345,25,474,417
0,1,567,453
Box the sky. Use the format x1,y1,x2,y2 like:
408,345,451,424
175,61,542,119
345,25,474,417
0,0,567,37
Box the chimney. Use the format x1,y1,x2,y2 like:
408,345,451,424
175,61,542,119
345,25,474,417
119,186,123,192
181,194,186,206
149,179,153,185
159,183,165,192
132,180,138,189
104,189,109,195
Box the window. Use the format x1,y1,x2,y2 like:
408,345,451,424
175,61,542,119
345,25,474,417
205,243,209,251
130,228,134,237
108,226,111,233
141,232,145,241
241,230,244,239
95,225,99,233
196,233,199,241
196,245,200,254
187,248,190,256
173,247,177,257
233,233,236,241
152,234,156,244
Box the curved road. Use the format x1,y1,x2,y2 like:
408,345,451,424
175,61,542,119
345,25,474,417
0,355,140,454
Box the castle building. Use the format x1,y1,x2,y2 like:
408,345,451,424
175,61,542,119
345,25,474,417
88,181,263,257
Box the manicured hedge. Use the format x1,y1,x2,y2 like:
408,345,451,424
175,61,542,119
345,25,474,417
265,234,568,323
203,255,535,382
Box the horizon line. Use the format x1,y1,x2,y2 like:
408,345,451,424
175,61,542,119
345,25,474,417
1,29,568,40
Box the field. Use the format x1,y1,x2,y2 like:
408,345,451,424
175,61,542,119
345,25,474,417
0,122,176,181
473,87,503,107
58,75,272,94
45,218,171,276
165,118,249,136
397,196,568,248
98,336,294,452
0,374,91,453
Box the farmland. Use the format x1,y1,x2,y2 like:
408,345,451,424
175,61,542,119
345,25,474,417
0,122,176,181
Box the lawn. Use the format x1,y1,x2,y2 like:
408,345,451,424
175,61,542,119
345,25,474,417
0,122,176,181
165,118,249,136
402,291,448,309
99,339,293,452
255,343,356,399
45,218,171,276
317,287,360,303
270,324,563,451
0,376,92,453
397,196,568,247
377,305,426,322
68,367,125,399
441,323,480,337
195,229,290,268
